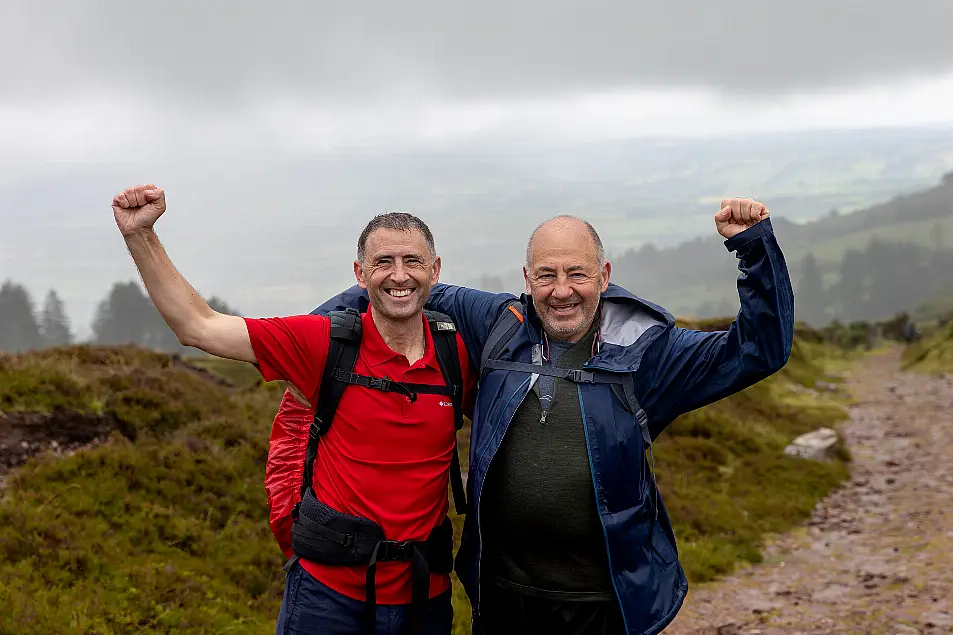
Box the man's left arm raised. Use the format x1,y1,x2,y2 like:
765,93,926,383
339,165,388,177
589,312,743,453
641,198,795,433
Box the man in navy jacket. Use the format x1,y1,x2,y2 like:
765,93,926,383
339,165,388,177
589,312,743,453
309,198,794,635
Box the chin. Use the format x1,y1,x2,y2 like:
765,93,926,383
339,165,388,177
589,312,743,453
543,320,581,338
377,302,425,321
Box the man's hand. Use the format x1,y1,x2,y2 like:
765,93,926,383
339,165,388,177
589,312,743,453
112,184,166,238
714,198,770,240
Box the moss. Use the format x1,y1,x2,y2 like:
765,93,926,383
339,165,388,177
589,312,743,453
0,346,241,440
0,427,283,633
184,355,271,391
0,366,89,413
902,320,953,374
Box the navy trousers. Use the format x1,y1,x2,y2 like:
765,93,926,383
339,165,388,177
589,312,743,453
275,560,454,635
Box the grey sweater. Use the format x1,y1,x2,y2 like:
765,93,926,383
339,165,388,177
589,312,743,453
480,325,615,601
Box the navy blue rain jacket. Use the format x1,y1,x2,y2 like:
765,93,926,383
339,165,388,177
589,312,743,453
312,218,794,635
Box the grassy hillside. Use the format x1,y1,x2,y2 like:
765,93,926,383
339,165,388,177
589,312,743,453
913,283,953,323
901,320,953,374
0,335,852,633
0,346,288,633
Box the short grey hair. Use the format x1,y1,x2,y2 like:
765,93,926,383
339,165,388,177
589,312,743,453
357,212,436,264
525,215,607,268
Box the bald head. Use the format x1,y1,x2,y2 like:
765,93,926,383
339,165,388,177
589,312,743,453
525,215,606,269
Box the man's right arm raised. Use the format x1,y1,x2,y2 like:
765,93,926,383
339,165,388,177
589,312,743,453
113,184,255,363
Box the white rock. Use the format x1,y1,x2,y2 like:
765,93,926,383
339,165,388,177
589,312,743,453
784,427,839,461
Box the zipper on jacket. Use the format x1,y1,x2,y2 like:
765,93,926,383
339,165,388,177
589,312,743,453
577,384,632,635
474,376,532,615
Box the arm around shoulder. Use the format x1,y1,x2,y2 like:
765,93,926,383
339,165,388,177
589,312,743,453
426,284,521,368
313,282,519,370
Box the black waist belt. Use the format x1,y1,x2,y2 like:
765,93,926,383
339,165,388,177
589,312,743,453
287,489,453,635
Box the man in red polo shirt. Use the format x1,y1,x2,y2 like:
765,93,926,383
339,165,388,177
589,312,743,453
110,183,475,635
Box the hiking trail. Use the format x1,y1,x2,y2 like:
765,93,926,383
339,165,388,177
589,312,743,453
665,346,953,634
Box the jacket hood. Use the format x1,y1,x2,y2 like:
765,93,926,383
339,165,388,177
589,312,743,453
523,282,674,373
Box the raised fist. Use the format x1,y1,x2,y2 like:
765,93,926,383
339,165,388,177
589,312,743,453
714,198,770,240
112,184,166,237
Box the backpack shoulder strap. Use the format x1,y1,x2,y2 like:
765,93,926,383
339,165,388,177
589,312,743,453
423,309,469,515
479,299,524,382
300,308,362,499
616,373,652,448
423,310,463,426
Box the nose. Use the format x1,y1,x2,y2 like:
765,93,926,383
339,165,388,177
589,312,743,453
551,276,574,300
389,261,410,284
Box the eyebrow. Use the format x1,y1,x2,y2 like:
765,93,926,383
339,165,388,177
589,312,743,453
534,264,589,274
373,251,427,262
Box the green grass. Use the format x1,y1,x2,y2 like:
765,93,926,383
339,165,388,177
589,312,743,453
183,353,269,391
0,336,853,633
901,320,953,374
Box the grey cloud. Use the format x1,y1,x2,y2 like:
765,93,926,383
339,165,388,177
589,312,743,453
2,1,953,105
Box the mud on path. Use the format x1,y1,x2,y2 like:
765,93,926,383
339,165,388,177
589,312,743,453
665,347,953,635
0,411,120,487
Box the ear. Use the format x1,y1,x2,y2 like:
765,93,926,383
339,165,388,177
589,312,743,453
523,266,532,295
431,255,442,285
354,260,368,290
600,262,611,293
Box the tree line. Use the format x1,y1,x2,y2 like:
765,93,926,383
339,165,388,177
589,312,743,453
0,280,238,354
4,235,951,355
794,238,953,327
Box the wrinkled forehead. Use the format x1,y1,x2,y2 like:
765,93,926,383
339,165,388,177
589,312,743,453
527,225,601,271
363,227,434,259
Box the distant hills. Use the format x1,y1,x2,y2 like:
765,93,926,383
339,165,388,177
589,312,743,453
609,171,953,319
5,124,953,330
465,168,953,322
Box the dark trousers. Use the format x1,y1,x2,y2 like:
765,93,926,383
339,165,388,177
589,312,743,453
475,582,625,635
276,560,453,635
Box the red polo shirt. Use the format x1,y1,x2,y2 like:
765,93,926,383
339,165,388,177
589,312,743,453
244,307,475,604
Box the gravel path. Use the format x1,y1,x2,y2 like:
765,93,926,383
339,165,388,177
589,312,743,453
665,347,953,635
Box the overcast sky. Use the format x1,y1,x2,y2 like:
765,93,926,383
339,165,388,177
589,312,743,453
3,0,953,158
3,1,953,335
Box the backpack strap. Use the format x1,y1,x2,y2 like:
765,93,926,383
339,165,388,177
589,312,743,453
423,310,463,431
479,299,524,383
424,309,469,515
329,370,454,402
618,373,652,448
300,308,362,501
482,358,652,449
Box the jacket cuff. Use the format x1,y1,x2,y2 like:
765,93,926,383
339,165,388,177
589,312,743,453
723,217,774,252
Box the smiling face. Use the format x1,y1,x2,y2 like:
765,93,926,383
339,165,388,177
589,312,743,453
524,217,610,342
354,226,440,322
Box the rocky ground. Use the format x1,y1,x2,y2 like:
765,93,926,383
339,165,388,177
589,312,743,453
665,347,953,634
